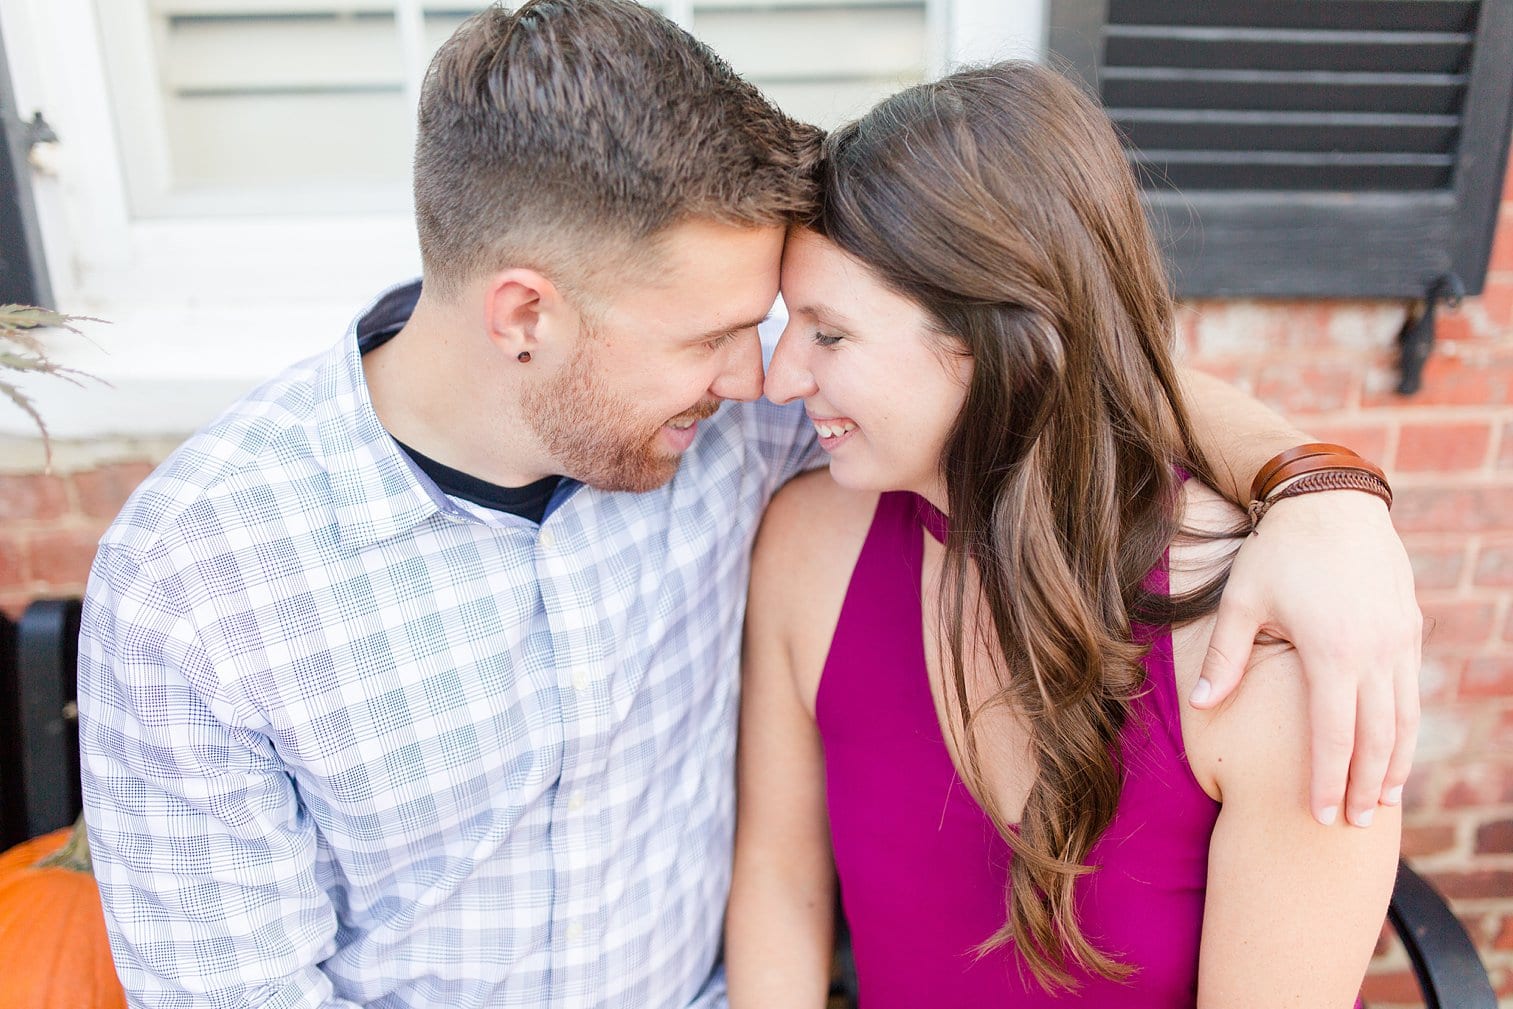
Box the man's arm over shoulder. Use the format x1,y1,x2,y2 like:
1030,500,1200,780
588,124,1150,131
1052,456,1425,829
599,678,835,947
746,396,825,494
1176,366,1420,828
1168,482,1400,1008
80,542,361,1009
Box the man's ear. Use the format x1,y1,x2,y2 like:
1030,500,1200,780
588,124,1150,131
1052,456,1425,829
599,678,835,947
483,268,566,362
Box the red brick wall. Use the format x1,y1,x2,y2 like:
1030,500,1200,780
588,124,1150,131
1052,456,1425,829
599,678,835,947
1178,176,1513,1002
3,193,1513,1003
0,461,159,619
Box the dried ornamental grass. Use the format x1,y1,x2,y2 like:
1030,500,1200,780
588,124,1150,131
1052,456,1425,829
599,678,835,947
0,305,107,468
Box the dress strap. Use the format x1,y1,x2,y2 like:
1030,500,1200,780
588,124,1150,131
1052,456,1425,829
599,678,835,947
910,493,950,545
815,490,932,734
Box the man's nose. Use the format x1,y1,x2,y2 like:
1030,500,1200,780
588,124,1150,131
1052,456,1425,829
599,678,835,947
709,332,765,402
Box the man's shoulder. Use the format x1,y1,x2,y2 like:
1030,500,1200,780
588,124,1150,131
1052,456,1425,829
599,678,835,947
740,394,810,436
101,344,343,558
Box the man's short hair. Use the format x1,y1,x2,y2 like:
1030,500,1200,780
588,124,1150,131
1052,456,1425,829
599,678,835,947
414,0,822,301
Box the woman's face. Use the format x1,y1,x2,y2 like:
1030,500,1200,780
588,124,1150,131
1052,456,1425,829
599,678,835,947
767,229,973,500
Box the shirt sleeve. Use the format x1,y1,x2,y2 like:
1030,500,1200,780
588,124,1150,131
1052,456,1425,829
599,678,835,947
79,542,362,1009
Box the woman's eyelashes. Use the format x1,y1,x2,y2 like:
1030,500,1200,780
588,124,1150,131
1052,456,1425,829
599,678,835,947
812,330,843,348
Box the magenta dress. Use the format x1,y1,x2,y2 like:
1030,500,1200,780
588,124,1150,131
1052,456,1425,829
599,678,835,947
816,492,1220,1007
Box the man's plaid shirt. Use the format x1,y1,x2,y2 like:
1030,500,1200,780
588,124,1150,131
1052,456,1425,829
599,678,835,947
78,281,818,1009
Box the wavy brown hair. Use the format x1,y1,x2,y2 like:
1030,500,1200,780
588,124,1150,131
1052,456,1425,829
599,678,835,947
809,61,1229,991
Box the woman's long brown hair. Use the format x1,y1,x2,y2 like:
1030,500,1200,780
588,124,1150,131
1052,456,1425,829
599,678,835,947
810,61,1231,991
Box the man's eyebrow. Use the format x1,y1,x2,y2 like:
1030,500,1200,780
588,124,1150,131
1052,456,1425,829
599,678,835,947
694,313,771,342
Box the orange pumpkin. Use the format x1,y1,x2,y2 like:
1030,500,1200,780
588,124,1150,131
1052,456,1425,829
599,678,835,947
0,818,125,1008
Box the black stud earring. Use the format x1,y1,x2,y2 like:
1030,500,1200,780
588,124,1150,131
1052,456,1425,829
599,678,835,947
517,351,531,363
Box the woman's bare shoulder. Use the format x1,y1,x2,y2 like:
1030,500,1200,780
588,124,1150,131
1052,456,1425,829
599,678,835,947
749,469,881,697
1166,479,1312,804
753,467,880,582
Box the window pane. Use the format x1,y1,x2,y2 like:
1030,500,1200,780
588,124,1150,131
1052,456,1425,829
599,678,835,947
106,0,933,214
161,11,409,191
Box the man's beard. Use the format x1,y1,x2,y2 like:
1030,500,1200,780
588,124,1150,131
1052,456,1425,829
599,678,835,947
522,339,718,493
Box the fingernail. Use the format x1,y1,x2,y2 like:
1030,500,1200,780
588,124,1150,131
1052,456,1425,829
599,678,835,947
1316,806,1338,827
1190,678,1212,705
1351,808,1375,828
1384,786,1402,806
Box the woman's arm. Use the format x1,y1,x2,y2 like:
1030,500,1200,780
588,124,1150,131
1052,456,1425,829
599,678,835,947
1188,640,1400,1008
1171,485,1401,1008
725,481,842,1009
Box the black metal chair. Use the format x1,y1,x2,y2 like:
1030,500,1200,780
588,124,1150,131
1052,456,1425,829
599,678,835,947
1,597,82,846
829,860,1496,1009
1388,859,1498,1009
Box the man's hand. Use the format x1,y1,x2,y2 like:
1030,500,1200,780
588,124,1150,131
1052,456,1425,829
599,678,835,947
1193,492,1421,829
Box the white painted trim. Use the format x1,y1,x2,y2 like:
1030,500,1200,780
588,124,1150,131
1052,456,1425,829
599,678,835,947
946,0,1046,68
0,0,424,439
0,213,423,438
395,0,428,129
1,0,134,303
925,0,950,79
93,0,177,217
661,0,695,30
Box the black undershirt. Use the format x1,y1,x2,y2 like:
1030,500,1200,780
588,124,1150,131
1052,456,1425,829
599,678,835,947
359,310,561,524
393,437,561,525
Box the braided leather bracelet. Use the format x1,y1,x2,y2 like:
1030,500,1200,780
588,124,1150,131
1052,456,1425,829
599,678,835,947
1250,442,1388,501
1247,461,1394,531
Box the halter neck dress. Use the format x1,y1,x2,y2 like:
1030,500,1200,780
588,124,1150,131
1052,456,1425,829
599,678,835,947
816,491,1220,1007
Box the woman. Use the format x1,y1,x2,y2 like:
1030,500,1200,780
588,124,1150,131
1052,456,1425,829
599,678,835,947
725,62,1400,1007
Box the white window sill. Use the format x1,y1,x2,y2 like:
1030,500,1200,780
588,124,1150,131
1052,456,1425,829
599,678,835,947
2,215,420,440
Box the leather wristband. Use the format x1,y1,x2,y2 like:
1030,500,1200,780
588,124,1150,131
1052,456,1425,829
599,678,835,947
1251,442,1367,501
1247,442,1393,532
1255,452,1389,501
1248,468,1394,530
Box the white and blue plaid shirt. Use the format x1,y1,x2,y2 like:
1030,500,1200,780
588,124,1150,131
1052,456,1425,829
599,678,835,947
79,281,819,1009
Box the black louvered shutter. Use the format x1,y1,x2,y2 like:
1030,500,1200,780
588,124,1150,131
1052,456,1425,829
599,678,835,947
1049,0,1513,298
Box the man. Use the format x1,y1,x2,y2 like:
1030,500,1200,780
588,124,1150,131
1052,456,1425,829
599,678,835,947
79,3,1418,1007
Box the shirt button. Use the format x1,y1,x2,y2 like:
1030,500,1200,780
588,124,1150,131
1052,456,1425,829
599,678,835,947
565,921,584,942
569,791,585,811
572,669,590,691
539,529,556,548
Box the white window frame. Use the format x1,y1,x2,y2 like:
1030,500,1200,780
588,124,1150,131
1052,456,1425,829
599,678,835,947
0,0,1043,441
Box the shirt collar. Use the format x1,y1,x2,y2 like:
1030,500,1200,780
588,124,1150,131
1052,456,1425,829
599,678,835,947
314,279,454,551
